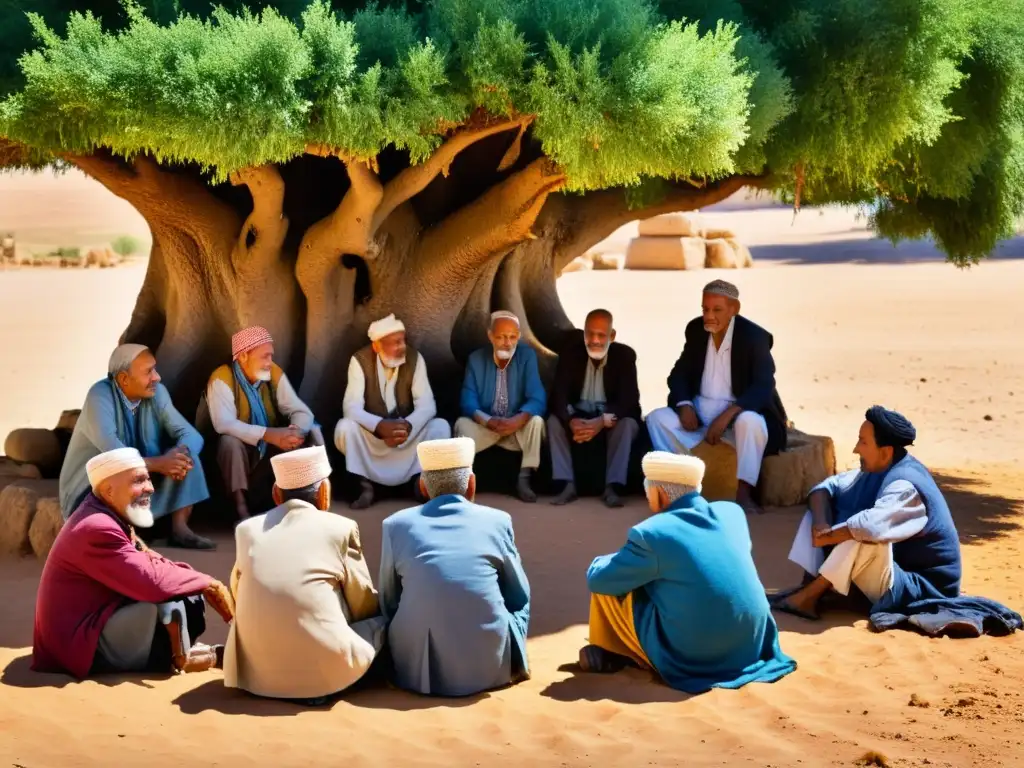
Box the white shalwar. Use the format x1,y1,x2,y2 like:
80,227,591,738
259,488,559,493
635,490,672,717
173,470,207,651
646,318,768,486
334,352,451,486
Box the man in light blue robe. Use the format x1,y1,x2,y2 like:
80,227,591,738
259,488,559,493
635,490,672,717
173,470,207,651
580,451,796,694
379,437,531,696
59,344,213,549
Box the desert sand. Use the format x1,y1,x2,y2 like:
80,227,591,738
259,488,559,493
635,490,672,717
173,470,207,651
1,171,1023,767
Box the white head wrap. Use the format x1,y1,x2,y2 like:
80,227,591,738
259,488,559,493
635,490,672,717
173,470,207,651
271,445,333,490
417,437,476,472
490,310,520,328
86,447,147,490
107,344,150,375
368,314,406,342
703,279,739,301
642,451,705,492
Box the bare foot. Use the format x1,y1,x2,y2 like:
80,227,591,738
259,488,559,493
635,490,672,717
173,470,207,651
551,482,577,506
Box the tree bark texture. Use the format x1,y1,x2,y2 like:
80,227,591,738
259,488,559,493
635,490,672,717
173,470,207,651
66,123,758,427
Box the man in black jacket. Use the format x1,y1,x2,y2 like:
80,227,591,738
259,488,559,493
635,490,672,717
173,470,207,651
547,310,642,508
646,280,788,513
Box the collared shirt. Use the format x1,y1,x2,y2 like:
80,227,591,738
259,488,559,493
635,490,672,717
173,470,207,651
678,316,736,425
574,355,607,415
342,351,437,437
491,364,510,418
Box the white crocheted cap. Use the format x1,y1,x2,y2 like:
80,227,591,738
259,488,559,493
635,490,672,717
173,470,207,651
368,313,405,342
86,447,147,490
490,310,520,327
641,451,705,490
271,445,332,490
417,437,476,472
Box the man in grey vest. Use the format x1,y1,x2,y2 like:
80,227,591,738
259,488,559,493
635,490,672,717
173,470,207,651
334,314,451,509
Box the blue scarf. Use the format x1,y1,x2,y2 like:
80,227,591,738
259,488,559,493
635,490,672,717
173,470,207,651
232,361,271,458
108,376,163,458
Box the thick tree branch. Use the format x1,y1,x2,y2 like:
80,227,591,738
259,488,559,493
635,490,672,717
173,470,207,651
555,174,768,270
371,114,535,233
229,164,288,270
417,157,567,277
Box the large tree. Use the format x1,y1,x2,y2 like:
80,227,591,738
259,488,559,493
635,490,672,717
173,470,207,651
2,0,1022,424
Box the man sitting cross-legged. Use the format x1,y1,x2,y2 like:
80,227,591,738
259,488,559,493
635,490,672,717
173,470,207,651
224,445,386,706
548,309,642,508
770,406,962,621
334,314,451,509
379,437,531,697
33,448,234,679
579,451,796,693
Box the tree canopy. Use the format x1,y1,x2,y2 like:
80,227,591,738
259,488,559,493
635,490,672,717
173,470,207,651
2,0,1023,265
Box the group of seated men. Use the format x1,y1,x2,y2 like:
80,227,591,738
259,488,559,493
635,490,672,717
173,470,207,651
56,278,786,552
33,400,966,700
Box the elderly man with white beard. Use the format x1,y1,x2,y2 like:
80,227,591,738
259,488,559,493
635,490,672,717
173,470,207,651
547,310,642,508
334,314,451,509
455,311,547,502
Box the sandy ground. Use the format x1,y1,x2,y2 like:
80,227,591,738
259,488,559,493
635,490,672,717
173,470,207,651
1,172,1023,767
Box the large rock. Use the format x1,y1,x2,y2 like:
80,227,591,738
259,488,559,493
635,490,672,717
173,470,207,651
29,497,63,560
591,252,625,270
625,236,706,270
0,483,40,556
560,254,593,274
726,238,754,268
0,457,42,480
5,428,62,472
703,227,738,241
704,238,738,269
638,213,700,238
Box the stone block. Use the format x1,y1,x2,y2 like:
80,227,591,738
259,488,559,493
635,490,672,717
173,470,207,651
30,497,64,560
703,227,738,241
560,255,593,275
0,457,42,480
726,238,754,268
625,236,706,270
637,213,700,238
704,238,738,269
0,484,40,556
591,252,625,270
4,429,61,472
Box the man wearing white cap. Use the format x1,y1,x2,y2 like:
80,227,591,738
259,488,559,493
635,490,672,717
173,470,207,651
579,451,796,693
454,310,547,502
34,448,234,679
224,445,385,705
334,314,451,509
206,325,321,521
645,280,789,514
59,343,213,549
379,437,531,696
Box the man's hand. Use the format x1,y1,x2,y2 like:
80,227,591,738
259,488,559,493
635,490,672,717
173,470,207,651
265,425,304,451
203,579,235,623
706,407,740,445
812,525,854,549
148,446,193,481
570,417,603,443
375,419,411,447
489,414,528,437
676,404,700,432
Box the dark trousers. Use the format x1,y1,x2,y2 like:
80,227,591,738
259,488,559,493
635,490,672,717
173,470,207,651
547,415,640,488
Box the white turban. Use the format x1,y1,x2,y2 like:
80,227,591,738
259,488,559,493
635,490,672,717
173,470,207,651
107,343,150,375
703,279,739,301
368,314,405,342
642,451,705,491
490,310,520,328
271,445,333,490
417,437,476,472
86,447,147,490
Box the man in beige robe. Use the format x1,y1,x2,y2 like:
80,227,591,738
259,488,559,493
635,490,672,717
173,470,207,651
223,445,385,706
334,314,451,509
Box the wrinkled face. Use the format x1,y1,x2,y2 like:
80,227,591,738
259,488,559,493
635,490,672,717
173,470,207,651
854,421,894,473
373,331,407,368
702,293,739,334
117,350,161,400
489,318,520,360
100,467,155,528
239,342,275,382
584,314,615,360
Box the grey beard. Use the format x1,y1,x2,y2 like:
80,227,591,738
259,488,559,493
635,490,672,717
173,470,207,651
495,345,517,361
124,500,154,528
381,355,406,369
255,369,272,382
587,345,609,360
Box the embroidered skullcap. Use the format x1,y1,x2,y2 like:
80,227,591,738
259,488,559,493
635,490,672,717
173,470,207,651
271,445,332,490
417,437,476,472
232,326,273,361
86,447,147,490
107,343,150,375
368,314,406,342
703,279,739,301
642,451,705,491
490,310,520,328
865,405,916,448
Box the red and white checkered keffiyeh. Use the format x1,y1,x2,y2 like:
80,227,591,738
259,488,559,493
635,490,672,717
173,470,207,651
232,326,273,360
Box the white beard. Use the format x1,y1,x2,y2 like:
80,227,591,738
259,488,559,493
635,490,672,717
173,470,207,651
381,355,406,369
255,369,272,382
495,345,517,361
125,500,154,529
587,344,609,361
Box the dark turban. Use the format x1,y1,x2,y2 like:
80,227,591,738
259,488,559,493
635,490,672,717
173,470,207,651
865,406,916,448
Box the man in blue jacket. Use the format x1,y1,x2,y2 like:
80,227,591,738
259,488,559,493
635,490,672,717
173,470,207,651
455,310,547,502
580,451,796,693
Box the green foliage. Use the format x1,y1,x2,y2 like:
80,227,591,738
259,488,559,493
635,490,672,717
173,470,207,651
111,234,141,256
0,0,1021,260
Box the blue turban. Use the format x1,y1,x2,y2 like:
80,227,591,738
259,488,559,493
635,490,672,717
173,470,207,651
865,406,916,448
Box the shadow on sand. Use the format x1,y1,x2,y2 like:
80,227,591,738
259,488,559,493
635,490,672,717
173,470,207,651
540,663,692,704
750,232,1024,265
1,653,171,690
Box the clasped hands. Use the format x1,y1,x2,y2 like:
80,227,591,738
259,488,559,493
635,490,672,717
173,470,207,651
486,412,531,437
676,404,739,445
375,418,412,447
570,413,616,443
148,445,194,481
264,424,305,451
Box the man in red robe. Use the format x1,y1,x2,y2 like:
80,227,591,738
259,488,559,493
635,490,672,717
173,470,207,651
33,447,234,678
